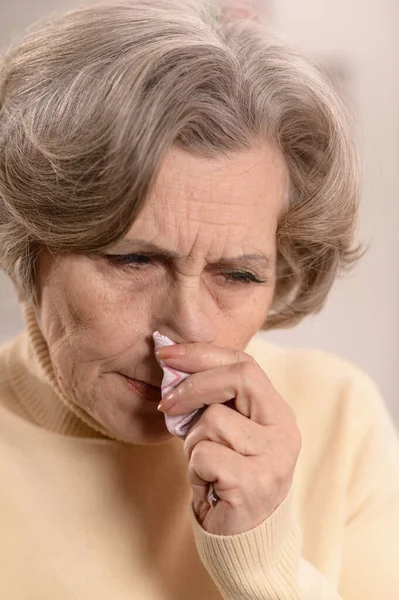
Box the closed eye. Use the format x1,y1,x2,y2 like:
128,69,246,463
106,253,153,266
217,270,266,284
104,253,267,285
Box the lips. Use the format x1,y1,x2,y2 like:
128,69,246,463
123,376,161,402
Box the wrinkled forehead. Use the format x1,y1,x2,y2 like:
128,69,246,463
119,146,288,265
139,145,288,229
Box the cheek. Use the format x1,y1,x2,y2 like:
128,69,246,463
41,259,150,362
66,292,144,360
216,287,274,350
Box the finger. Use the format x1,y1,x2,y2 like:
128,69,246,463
189,439,297,534
185,404,301,477
160,360,293,427
156,342,252,373
187,439,250,505
183,402,268,461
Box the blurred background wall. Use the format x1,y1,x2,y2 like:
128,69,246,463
0,0,398,424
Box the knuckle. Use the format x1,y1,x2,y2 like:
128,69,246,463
200,404,225,431
185,373,202,395
264,460,291,493
245,353,257,365
233,349,244,364
204,403,225,421
190,439,210,463
254,467,273,498
238,360,255,384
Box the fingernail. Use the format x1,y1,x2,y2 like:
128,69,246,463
157,390,177,412
156,345,185,360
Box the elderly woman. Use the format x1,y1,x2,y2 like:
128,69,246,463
0,1,398,598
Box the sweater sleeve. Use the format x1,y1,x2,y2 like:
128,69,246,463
189,371,399,600
189,490,342,599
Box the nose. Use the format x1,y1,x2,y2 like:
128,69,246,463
153,279,218,345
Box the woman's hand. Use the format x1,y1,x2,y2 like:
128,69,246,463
156,343,302,536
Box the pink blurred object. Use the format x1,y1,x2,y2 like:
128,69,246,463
220,0,270,22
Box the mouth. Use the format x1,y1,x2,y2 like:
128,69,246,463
122,375,162,403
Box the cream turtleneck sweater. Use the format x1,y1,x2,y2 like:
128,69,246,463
0,306,398,599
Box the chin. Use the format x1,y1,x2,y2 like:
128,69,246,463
75,373,165,443
92,403,174,445
109,419,174,445
75,372,175,445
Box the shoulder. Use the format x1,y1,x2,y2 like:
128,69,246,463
245,333,377,390
245,334,388,432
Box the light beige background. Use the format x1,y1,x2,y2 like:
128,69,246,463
0,0,397,424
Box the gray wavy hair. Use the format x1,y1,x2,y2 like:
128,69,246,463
0,0,361,329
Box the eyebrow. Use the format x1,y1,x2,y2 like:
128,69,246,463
107,239,272,271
